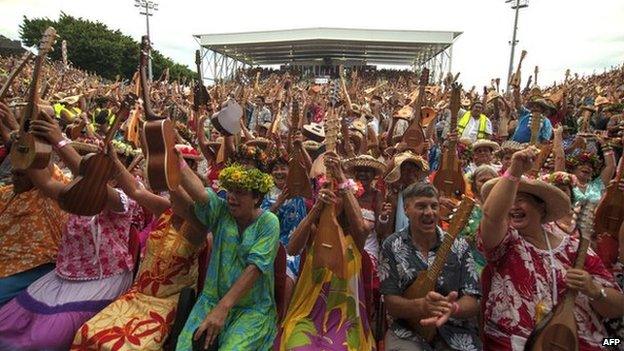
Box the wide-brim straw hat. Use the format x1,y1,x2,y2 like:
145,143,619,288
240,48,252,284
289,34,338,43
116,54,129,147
302,122,325,142
245,137,272,149
58,95,81,105
496,140,526,157
393,105,413,120
527,98,557,113
481,176,571,223
595,96,611,107
343,155,387,177
384,150,430,184
472,139,500,152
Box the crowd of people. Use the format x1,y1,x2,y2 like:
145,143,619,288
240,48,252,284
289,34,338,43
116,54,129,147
0,45,623,351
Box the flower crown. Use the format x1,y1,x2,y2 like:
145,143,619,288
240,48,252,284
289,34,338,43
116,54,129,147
235,144,270,172
566,152,602,174
542,171,578,188
218,164,274,193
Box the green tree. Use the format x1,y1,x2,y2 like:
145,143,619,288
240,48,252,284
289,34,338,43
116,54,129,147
19,12,195,81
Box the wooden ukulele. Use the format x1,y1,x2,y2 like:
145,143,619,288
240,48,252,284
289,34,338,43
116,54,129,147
403,196,475,341
312,80,348,279
402,68,429,151
10,27,57,171
59,94,137,216
139,35,181,192
193,50,211,114
524,202,596,351
594,139,624,237
511,50,527,88
286,100,312,199
0,51,34,100
433,83,465,215
527,109,552,178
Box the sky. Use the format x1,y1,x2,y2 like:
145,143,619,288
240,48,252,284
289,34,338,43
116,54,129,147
1,0,623,88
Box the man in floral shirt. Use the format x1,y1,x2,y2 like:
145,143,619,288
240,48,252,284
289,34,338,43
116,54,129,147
379,183,482,351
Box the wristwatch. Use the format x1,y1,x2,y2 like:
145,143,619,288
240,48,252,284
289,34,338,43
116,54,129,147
589,284,607,301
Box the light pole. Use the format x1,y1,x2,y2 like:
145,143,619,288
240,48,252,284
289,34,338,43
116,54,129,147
505,0,528,91
135,0,158,81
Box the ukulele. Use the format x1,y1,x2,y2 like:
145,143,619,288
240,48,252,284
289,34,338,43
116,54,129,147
10,27,57,171
524,202,596,351
402,68,429,151
594,139,624,237
193,50,211,114
312,80,348,279
433,83,466,216
403,196,476,341
58,94,137,216
139,35,181,192
511,50,527,88
285,100,313,199
527,109,552,178
0,51,34,100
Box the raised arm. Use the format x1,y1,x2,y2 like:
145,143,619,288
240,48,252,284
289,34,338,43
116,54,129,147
481,147,539,251
110,148,169,216
598,136,616,185
30,110,81,175
324,153,368,252
179,156,209,204
287,197,323,256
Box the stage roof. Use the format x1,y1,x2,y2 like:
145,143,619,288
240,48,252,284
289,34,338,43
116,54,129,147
194,27,461,66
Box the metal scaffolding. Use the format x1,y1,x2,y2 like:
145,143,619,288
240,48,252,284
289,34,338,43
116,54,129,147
194,28,461,84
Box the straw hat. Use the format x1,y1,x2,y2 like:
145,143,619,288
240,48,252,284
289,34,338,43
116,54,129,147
58,95,81,105
527,98,557,114
302,122,325,142
342,154,387,177
472,139,500,152
594,96,611,107
349,119,367,138
496,140,526,157
481,177,571,223
384,150,430,184
245,137,272,149
486,91,502,104
394,105,413,120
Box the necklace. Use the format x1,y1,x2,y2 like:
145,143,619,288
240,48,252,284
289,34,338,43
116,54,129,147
524,229,559,324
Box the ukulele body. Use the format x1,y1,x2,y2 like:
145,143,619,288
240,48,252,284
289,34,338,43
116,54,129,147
142,118,180,192
58,153,116,216
10,133,52,171
594,186,624,237
524,297,578,351
403,271,437,341
313,203,347,279
286,158,312,198
433,165,465,220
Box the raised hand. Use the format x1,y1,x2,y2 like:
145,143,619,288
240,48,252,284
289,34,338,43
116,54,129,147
509,146,540,176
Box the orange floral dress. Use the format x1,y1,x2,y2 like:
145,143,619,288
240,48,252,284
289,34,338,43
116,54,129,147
0,165,69,278
71,210,202,350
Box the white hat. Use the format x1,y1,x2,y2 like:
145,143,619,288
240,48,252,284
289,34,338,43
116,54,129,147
211,99,242,136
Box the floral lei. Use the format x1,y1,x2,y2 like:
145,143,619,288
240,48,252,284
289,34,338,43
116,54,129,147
218,164,274,193
542,171,578,188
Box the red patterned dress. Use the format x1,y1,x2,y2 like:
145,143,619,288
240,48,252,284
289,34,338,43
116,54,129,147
71,210,202,350
479,224,621,351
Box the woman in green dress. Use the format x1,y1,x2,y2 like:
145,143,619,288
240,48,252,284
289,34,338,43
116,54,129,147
176,163,280,351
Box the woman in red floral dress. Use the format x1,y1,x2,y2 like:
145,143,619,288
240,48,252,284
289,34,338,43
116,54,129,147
479,147,624,351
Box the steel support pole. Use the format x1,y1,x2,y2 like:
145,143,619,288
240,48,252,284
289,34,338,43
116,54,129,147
506,0,521,91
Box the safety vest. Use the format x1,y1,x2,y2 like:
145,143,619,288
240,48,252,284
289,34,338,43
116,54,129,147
53,103,81,123
457,111,489,139
93,108,116,126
